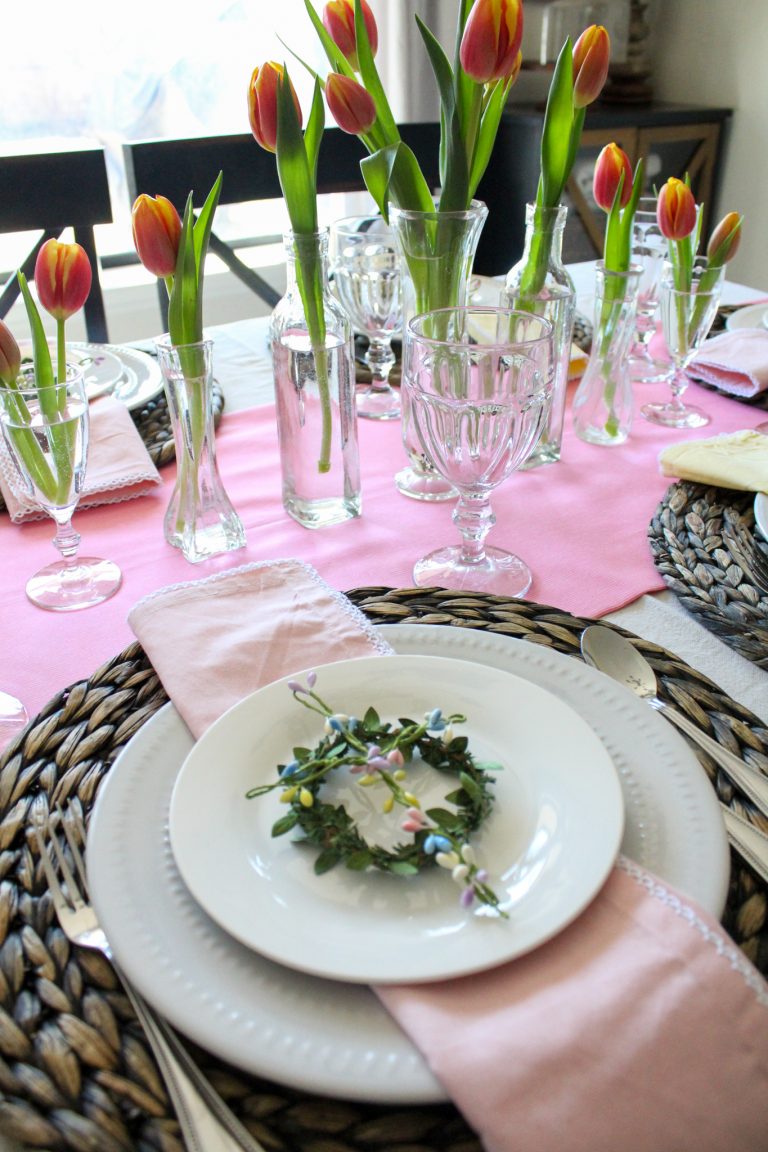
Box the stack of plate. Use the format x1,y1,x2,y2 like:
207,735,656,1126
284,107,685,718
87,627,729,1105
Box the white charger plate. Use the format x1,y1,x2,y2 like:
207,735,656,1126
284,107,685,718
725,302,768,331
755,492,768,542
169,654,624,985
87,624,729,1104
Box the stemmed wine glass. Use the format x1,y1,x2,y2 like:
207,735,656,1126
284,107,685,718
641,258,726,429
330,215,402,420
628,195,669,383
0,369,122,610
403,307,553,596
0,691,28,753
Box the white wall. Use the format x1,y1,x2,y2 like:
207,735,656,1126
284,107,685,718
651,0,768,289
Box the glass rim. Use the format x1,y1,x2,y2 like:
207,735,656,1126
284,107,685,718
154,335,214,352
595,260,644,279
3,365,85,393
406,306,553,349
330,213,390,235
388,199,488,222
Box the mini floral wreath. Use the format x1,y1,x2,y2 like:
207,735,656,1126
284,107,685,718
246,673,506,916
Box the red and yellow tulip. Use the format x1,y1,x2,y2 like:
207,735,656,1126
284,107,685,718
0,319,20,387
706,210,742,266
131,194,182,279
325,72,376,135
322,0,378,71
34,239,92,322
593,143,633,213
248,62,302,154
459,0,524,84
572,24,610,108
656,177,697,241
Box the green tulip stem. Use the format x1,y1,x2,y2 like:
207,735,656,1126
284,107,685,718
294,238,332,474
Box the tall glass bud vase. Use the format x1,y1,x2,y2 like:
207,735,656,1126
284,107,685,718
572,262,641,447
270,229,360,529
155,337,246,563
502,204,575,467
389,201,488,501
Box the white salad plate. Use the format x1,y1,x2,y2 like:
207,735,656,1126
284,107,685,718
725,302,768,331
87,624,729,1104
755,492,768,542
169,654,624,985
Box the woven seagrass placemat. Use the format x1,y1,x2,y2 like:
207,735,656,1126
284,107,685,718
649,482,768,668
0,382,225,515
1,588,767,1151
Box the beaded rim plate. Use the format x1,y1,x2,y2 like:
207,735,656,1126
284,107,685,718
168,654,624,985
86,626,727,1104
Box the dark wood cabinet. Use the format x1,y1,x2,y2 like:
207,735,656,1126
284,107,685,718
475,100,732,276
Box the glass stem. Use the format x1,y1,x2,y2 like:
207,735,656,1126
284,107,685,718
453,494,495,565
364,338,396,391
52,516,82,570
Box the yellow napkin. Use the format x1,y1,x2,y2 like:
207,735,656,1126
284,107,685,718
659,429,768,493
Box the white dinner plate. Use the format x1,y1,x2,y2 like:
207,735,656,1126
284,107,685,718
19,340,163,411
87,624,729,1104
755,492,768,542
725,302,768,331
169,654,624,985
19,341,123,399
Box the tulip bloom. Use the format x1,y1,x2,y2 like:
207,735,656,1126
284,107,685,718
34,239,92,321
248,62,302,153
656,177,697,241
592,143,633,212
572,25,610,108
323,0,378,70
460,0,524,84
325,72,376,135
0,319,20,387
707,210,742,266
131,194,182,278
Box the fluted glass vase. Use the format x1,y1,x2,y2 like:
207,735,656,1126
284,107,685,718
572,262,641,447
502,203,575,467
270,229,361,529
155,337,246,563
389,201,488,501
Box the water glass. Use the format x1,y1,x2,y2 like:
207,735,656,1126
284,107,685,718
629,195,669,383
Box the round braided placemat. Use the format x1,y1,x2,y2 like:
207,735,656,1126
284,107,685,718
649,482,768,669
1,588,767,1151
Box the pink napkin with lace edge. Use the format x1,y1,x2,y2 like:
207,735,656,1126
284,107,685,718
686,327,768,397
0,395,162,523
127,559,768,1152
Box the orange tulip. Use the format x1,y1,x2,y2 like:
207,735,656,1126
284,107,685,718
34,239,92,321
325,72,376,135
0,318,20,387
131,194,182,278
572,25,610,108
707,210,742,265
323,0,378,70
656,178,697,241
459,0,524,84
592,143,633,212
248,62,302,154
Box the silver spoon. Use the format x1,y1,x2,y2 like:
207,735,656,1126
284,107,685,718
580,625,768,818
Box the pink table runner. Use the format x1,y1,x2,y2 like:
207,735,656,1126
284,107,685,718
1,375,765,719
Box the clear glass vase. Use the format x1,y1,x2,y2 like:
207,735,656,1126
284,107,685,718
502,203,576,468
572,262,641,447
389,201,488,501
155,338,246,563
270,229,361,529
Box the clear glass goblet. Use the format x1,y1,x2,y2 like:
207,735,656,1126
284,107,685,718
641,258,726,429
404,307,554,597
330,214,402,420
628,195,669,383
0,370,122,610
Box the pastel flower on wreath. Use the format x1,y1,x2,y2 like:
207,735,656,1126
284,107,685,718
325,72,376,135
0,319,20,387
131,194,182,279
323,0,378,71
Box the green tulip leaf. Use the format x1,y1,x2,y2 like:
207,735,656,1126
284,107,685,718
354,0,399,142
540,38,575,208
360,142,435,220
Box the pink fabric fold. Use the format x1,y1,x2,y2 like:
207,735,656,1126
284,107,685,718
0,395,162,523
127,559,768,1152
686,327,768,398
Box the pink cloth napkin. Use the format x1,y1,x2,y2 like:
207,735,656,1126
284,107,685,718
686,327,768,398
127,559,768,1152
0,395,162,523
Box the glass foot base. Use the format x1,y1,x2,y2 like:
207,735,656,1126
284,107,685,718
413,545,532,597
640,401,710,429
26,557,123,612
395,465,456,502
629,355,670,384
0,692,28,753
356,386,400,420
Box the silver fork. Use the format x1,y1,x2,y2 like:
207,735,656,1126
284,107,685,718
723,514,768,595
35,803,266,1152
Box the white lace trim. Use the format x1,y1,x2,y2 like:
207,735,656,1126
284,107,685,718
130,558,395,656
617,855,768,1007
